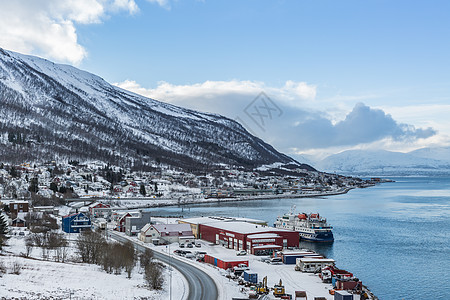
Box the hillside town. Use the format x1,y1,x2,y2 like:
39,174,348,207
0,161,375,207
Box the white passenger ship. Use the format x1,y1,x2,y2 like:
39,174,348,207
274,206,334,242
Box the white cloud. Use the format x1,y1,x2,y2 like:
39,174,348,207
114,79,440,155
114,79,316,108
0,0,138,65
146,0,171,9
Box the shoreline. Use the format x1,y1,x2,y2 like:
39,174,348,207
112,186,356,210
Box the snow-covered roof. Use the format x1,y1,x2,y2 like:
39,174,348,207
180,216,266,226
140,223,152,233
252,244,282,249
151,223,192,234
247,233,280,239
203,221,291,235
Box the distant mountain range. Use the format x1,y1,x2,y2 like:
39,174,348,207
0,48,313,172
312,147,450,176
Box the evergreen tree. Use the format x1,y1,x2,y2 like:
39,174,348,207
9,166,18,178
28,177,39,193
0,214,8,235
139,184,146,196
50,182,58,193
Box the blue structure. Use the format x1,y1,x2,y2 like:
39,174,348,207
62,212,91,233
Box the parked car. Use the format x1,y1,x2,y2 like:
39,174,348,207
185,252,195,259
181,250,192,257
269,257,282,265
187,243,193,248
194,251,207,258
260,257,271,263
179,243,185,248
236,250,247,256
195,241,201,247
233,263,250,274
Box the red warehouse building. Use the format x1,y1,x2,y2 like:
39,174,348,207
199,221,299,254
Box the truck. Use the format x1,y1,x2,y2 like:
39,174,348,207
95,218,107,230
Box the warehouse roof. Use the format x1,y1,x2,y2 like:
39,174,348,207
202,221,292,235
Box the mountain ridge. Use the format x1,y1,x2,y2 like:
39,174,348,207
0,48,311,172
314,148,450,176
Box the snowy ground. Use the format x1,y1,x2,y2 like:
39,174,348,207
0,229,187,300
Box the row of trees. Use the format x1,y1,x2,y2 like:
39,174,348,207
24,232,68,262
75,231,163,289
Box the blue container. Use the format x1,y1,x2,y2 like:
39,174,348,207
283,255,299,264
243,271,258,284
214,258,218,266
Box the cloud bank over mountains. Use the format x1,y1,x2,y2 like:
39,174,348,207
114,80,437,154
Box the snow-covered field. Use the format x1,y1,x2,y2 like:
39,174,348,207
0,231,186,300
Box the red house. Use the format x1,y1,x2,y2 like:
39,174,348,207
115,212,132,232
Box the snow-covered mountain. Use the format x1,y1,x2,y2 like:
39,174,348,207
314,149,450,176
0,48,308,171
408,146,450,163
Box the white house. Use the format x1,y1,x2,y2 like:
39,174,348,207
139,223,194,244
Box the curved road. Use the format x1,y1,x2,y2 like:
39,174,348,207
108,231,218,300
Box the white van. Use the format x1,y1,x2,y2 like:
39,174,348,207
269,257,282,265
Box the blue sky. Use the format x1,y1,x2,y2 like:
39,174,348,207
1,0,450,159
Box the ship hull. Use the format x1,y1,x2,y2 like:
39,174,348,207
298,231,334,243
300,234,334,243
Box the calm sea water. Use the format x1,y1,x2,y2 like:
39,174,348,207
149,177,450,299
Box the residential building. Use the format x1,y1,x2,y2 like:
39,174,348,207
139,223,194,244
125,210,151,236
62,212,91,233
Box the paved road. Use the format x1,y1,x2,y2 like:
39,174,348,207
108,231,218,300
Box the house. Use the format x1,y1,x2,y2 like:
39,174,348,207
114,212,133,232
88,202,111,218
62,212,91,233
125,210,151,236
11,212,27,227
9,201,29,218
139,223,194,244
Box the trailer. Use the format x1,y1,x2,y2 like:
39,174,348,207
243,271,258,284
295,258,335,273
295,290,307,299
334,290,353,300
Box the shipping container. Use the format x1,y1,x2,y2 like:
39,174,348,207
334,290,353,300
203,254,248,270
336,280,361,291
243,271,258,284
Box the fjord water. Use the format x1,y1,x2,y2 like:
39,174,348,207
152,177,450,299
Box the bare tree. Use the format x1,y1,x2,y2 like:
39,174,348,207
10,260,22,275
24,235,34,257
144,262,164,290
76,231,106,264
139,248,153,269
123,241,136,279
